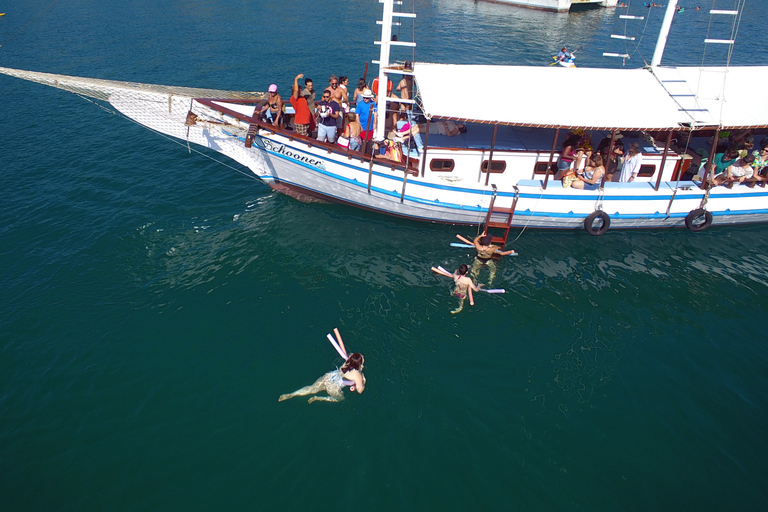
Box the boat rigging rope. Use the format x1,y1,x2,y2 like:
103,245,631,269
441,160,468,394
507,192,544,244
605,1,654,67
0,0,62,49
701,0,746,69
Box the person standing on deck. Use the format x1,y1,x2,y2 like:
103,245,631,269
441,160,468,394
325,75,345,129
396,72,415,125
316,90,340,143
619,142,643,182
396,74,413,101
356,88,378,150
353,78,367,105
302,77,316,135
332,75,350,132
290,74,311,137
554,133,583,180
325,75,344,104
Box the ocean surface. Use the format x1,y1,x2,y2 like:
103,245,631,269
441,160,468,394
2,1,767,510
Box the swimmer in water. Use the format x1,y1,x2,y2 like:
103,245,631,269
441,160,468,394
457,231,516,286
278,329,366,404
452,263,482,314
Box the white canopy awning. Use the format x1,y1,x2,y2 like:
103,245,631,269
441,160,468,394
651,66,768,129
413,63,690,131
413,63,768,131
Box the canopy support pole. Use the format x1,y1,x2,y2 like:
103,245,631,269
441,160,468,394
400,166,410,203
654,131,673,191
420,119,431,178
706,128,721,189
543,128,560,191
600,130,618,189
483,124,498,187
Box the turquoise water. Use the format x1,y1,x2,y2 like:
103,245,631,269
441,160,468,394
2,1,768,510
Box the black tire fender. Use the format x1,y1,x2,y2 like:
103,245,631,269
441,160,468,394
584,210,610,236
685,208,713,232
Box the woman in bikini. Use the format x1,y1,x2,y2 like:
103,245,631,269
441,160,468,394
258,84,283,127
452,264,482,314
278,329,365,404
339,113,362,151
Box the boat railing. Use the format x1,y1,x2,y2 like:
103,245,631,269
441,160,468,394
193,98,418,176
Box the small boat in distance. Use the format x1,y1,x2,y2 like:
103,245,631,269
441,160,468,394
552,48,576,67
1,0,767,239
479,0,617,13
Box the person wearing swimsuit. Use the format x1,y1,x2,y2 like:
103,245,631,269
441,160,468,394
465,232,515,286
278,330,366,404
451,264,481,314
258,84,283,127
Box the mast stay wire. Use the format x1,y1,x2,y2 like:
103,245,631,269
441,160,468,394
600,1,654,68
0,0,63,49
697,0,746,127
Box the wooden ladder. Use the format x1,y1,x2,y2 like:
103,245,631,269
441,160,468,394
483,185,519,249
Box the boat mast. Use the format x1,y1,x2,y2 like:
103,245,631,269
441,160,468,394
374,0,416,141
650,0,679,67
375,0,395,140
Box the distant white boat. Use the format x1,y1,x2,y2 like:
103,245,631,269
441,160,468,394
1,0,767,238
480,0,616,13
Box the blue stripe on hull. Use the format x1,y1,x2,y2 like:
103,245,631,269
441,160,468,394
244,135,768,228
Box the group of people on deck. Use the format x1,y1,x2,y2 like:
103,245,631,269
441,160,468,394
554,129,644,188
700,132,768,188
552,128,768,189
257,69,424,159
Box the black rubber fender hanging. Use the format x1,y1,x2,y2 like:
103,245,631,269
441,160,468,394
684,208,713,232
584,210,610,236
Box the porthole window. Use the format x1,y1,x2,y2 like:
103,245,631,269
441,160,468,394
481,160,506,173
430,159,455,172
534,162,556,175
